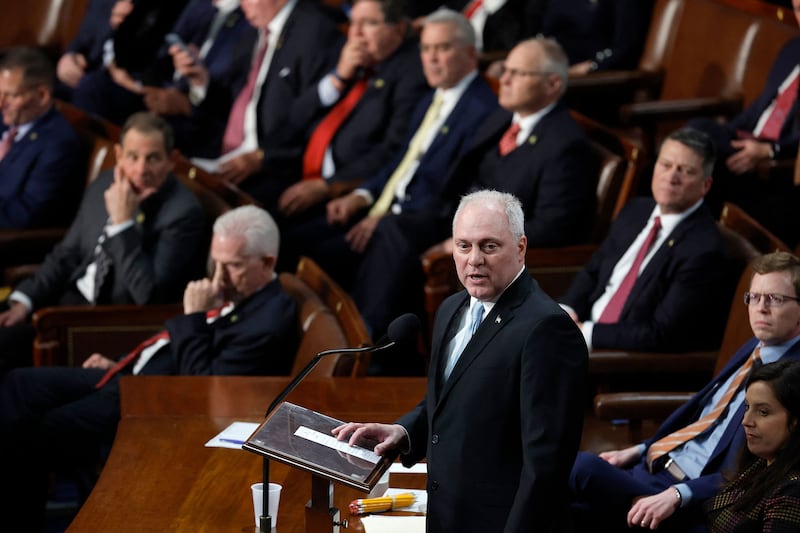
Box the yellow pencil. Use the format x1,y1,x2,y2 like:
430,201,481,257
349,492,416,514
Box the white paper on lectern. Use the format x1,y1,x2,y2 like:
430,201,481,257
361,515,426,533
205,421,260,449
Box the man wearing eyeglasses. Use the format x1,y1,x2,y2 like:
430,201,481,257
569,250,800,531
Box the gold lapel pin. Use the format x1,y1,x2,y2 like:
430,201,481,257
440,125,449,134
668,239,675,247
230,314,239,323
29,132,38,141
528,135,538,145
136,213,145,224
374,78,385,89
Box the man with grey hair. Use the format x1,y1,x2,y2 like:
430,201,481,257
0,205,299,526
333,189,588,531
351,36,597,350
279,10,497,361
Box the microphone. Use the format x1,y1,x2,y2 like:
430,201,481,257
265,313,420,416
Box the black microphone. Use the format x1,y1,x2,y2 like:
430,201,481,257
264,313,420,416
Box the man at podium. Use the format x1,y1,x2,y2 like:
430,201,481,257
333,190,588,532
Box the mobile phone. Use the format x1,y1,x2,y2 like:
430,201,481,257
165,33,191,54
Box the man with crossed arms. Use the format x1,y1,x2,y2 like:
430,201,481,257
569,251,800,531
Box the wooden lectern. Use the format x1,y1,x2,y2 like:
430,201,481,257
244,402,396,533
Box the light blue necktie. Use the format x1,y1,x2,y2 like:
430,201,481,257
443,302,484,380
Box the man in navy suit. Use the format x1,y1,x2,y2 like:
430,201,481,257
184,0,344,204
569,250,800,531
278,8,497,285
539,0,654,75
333,190,587,532
274,0,429,220
0,47,84,229
0,205,299,528
0,112,206,372
688,1,800,247
352,36,597,346
560,128,736,353
63,0,191,124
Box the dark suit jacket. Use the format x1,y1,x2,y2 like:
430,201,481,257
359,74,498,213
65,0,116,70
141,278,300,376
398,274,587,532
15,170,206,310
0,107,85,228
453,103,597,246
113,0,190,75
561,197,735,351
163,1,251,157
728,36,800,158
540,0,653,70
302,38,430,186
201,0,344,167
641,337,800,503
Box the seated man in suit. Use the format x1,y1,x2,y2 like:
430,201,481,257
69,0,250,158
539,0,654,75
62,0,192,124
183,0,344,203
569,251,800,531
0,46,85,229
333,190,587,532
56,0,117,98
352,36,597,349
559,128,736,353
0,205,299,529
0,112,206,373
274,0,429,220
688,1,800,248
278,8,498,282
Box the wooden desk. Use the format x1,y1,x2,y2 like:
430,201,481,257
68,376,427,532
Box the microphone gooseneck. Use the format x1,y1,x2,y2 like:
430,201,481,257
265,313,420,416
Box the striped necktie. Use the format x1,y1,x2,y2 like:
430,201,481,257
646,346,762,471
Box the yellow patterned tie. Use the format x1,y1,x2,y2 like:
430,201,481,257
646,347,762,471
369,92,445,217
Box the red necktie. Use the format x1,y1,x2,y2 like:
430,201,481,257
302,76,370,180
646,347,762,470
0,127,18,161
598,216,662,324
221,33,269,154
463,0,484,18
758,69,799,142
94,305,227,388
498,121,520,157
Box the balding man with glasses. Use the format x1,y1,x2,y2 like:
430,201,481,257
569,251,800,531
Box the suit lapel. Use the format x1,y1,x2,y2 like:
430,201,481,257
435,275,530,410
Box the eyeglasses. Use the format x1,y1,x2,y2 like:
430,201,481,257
498,65,550,79
744,292,800,307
